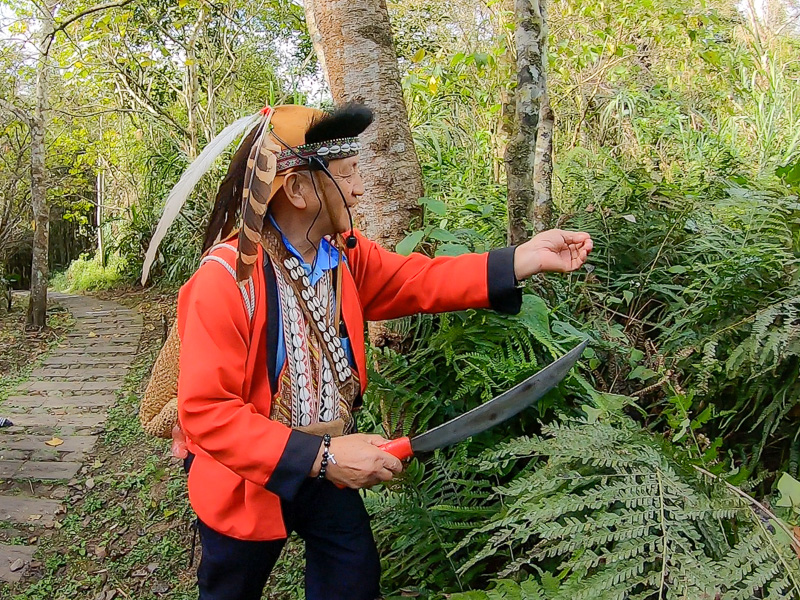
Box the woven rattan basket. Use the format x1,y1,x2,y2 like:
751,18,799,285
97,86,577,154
139,322,180,439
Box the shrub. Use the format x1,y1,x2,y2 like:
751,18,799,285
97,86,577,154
51,252,124,292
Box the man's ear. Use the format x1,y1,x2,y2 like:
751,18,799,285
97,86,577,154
282,172,308,210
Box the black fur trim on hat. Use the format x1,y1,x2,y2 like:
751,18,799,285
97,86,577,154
304,103,373,145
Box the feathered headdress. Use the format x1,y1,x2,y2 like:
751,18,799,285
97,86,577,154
141,103,373,285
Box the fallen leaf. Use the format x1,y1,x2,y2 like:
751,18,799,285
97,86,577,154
88,331,97,338
9,558,25,572
28,514,42,521
45,437,64,447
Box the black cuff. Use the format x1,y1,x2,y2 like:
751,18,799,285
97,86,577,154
265,430,322,502
487,246,523,315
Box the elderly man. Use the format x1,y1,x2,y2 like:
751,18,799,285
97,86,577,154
161,103,591,600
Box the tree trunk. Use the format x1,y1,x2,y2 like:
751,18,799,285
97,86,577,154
505,0,548,245
304,0,423,252
27,6,53,330
531,86,553,233
185,8,205,160
305,0,424,352
97,166,105,267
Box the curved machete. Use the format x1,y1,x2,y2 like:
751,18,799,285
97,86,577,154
380,339,589,460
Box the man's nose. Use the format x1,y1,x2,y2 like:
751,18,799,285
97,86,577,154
352,174,365,198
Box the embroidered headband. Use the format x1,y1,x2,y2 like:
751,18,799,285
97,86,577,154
276,138,363,172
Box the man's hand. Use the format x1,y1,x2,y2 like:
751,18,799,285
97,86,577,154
310,433,403,488
514,229,593,280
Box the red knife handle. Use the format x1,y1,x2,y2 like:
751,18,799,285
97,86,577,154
379,436,414,461
333,436,414,489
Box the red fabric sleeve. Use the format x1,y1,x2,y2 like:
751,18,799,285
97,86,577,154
349,230,494,321
177,261,294,488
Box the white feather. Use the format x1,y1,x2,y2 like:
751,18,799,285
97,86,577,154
141,111,264,284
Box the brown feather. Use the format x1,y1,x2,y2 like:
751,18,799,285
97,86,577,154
236,116,278,281
202,126,260,253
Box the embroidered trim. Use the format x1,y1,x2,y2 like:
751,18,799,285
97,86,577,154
275,138,361,173
262,225,359,433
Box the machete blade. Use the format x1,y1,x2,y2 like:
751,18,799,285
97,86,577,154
409,339,589,454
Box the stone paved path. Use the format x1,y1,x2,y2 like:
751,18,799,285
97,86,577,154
0,292,142,583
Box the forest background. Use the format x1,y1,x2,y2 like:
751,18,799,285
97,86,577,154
1,0,800,598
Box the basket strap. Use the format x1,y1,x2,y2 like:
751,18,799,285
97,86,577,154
200,244,256,322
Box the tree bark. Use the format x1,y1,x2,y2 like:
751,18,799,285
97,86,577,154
531,86,553,233
27,4,54,330
305,0,424,352
185,7,206,159
304,0,423,252
505,0,549,245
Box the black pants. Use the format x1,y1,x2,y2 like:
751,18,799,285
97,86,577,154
196,478,381,600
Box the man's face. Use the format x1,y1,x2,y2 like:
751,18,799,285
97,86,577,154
315,156,364,234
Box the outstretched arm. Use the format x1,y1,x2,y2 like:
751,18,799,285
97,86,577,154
348,229,592,322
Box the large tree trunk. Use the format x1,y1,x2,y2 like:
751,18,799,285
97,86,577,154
505,0,549,245
305,0,424,352
27,6,53,330
304,0,423,252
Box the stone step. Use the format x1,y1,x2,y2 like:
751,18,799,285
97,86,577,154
5,395,115,409
17,381,122,393
72,321,136,328
65,333,139,341
0,435,97,454
0,495,60,526
55,346,137,355
42,356,132,366
68,332,135,340
3,404,109,415
2,413,106,430
0,543,35,582
0,460,81,481
84,314,139,318
30,368,129,380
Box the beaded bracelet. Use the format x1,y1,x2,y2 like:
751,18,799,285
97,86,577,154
318,433,332,480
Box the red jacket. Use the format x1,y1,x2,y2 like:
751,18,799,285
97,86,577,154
177,231,519,540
